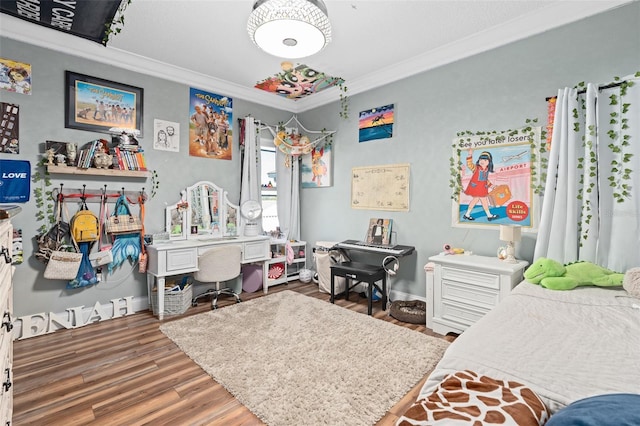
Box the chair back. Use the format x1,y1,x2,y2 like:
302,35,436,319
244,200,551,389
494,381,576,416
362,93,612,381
194,245,242,283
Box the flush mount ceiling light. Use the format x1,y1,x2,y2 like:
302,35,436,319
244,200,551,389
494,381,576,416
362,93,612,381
247,0,332,59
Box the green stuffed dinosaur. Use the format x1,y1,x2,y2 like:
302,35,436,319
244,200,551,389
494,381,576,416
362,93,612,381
524,257,625,290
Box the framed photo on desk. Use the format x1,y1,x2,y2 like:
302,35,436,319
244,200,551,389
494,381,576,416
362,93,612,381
166,201,188,241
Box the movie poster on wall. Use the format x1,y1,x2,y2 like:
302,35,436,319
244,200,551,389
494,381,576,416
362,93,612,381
188,88,232,160
451,127,541,230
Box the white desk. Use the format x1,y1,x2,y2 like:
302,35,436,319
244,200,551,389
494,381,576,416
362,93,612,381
146,235,270,319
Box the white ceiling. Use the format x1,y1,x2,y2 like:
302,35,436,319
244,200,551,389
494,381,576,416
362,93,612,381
0,0,631,112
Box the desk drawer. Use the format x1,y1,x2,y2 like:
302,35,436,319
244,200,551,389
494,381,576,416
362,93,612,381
165,248,197,272
243,240,269,262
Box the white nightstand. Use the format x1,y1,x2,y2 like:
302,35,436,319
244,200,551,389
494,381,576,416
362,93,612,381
426,254,528,335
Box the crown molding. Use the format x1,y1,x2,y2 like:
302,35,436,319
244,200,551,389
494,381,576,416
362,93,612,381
1,1,630,114
0,14,299,113
293,0,631,112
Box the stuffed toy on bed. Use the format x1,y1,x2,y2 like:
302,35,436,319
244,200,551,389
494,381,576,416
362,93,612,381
524,257,625,290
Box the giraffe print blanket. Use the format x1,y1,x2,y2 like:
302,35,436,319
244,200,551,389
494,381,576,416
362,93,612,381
397,370,550,426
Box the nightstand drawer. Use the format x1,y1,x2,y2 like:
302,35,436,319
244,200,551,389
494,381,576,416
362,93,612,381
441,279,499,310
441,266,500,290
440,299,489,328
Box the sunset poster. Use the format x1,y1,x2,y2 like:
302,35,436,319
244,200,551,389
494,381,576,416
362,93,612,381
359,104,394,142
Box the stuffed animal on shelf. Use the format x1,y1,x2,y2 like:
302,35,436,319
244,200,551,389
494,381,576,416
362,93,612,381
524,257,625,290
443,244,464,255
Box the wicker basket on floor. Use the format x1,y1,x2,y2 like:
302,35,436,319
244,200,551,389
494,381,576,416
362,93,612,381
151,284,192,316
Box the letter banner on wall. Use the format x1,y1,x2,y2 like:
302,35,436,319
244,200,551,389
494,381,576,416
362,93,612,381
0,0,124,45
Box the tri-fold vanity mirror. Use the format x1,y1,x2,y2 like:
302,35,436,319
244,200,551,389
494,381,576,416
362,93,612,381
166,181,240,240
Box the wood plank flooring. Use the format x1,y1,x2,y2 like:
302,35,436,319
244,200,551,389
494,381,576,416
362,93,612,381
12,282,448,425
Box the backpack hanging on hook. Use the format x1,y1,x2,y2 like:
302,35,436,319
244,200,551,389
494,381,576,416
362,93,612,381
71,190,99,243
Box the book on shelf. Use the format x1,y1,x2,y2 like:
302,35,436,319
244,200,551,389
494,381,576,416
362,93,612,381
114,147,126,170
135,152,147,171
77,139,99,169
113,144,147,171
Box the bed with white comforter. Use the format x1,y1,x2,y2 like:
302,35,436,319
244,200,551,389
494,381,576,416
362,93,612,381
421,282,640,411
406,281,640,424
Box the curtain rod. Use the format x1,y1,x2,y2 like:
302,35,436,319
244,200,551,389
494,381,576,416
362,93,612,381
545,80,626,102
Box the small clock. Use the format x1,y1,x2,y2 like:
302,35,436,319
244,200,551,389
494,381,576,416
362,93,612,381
241,200,262,236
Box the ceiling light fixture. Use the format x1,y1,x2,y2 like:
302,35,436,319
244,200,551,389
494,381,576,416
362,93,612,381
247,0,332,59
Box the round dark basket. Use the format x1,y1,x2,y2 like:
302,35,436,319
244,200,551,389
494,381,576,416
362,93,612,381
389,300,426,324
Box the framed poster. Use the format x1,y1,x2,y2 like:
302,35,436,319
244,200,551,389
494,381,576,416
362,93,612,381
451,126,541,230
65,71,143,136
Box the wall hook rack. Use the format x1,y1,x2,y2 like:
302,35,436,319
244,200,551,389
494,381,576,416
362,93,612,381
51,187,148,204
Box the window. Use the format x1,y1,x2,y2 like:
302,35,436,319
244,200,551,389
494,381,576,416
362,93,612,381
261,146,279,233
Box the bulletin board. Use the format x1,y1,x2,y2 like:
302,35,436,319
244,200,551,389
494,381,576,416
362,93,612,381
351,163,410,211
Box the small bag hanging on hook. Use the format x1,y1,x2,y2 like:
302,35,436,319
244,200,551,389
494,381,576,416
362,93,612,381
138,190,147,273
105,193,143,235
89,187,114,268
44,198,82,280
36,187,71,264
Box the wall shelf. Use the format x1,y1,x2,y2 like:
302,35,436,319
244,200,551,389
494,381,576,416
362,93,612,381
46,165,149,178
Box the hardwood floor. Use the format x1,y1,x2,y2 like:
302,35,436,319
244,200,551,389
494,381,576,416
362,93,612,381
12,282,447,425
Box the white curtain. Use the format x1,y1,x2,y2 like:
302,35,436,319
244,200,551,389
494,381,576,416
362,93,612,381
534,74,640,272
276,151,300,241
240,116,262,234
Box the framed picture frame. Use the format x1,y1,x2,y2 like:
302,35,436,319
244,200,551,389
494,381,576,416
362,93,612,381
65,71,143,136
166,201,188,241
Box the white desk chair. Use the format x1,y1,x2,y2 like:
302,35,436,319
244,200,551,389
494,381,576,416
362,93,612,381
191,244,242,309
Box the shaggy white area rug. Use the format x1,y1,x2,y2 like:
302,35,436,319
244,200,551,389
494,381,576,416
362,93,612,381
160,290,450,426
